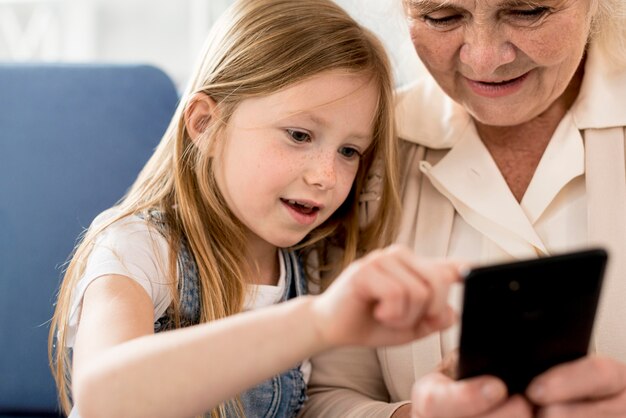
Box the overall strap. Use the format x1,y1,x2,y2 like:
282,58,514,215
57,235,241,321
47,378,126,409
281,248,307,301
140,210,201,330
585,127,626,360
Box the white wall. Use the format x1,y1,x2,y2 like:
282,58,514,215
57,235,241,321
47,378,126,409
0,0,426,89
334,0,426,87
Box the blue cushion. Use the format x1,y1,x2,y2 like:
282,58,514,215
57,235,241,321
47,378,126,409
0,64,178,416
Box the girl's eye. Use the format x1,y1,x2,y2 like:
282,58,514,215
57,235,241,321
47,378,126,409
339,146,361,159
287,129,311,143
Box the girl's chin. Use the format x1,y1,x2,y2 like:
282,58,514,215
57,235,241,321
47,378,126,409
268,235,309,249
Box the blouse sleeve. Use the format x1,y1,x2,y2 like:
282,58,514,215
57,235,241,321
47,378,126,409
300,346,409,418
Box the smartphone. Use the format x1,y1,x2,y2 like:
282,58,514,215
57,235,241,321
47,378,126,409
456,248,608,394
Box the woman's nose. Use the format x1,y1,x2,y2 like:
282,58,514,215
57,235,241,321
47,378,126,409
304,152,337,190
459,24,516,77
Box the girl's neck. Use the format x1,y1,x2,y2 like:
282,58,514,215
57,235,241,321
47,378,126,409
244,237,280,286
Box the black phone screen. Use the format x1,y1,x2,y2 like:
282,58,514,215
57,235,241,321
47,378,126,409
457,248,608,394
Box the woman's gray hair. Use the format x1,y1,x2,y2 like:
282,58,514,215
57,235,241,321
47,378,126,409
592,0,626,65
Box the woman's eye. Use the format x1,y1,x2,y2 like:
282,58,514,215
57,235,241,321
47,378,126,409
339,147,361,159
423,14,462,28
509,7,549,20
287,129,311,143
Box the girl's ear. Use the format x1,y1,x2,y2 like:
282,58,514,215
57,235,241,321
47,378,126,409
184,92,219,143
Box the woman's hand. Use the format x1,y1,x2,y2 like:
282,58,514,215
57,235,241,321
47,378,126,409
528,356,626,417
410,372,533,418
311,244,461,348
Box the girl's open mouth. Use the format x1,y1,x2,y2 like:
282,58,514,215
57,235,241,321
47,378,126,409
281,199,320,214
281,198,321,225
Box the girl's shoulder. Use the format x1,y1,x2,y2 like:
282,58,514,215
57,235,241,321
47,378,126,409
91,207,164,238
85,207,173,298
87,208,175,263
65,208,174,347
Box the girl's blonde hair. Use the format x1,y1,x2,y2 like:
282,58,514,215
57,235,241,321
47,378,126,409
49,0,401,416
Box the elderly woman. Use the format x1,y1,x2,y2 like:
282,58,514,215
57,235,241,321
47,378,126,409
301,0,626,417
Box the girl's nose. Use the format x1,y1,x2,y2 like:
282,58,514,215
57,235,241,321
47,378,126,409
304,152,337,190
459,24,516,77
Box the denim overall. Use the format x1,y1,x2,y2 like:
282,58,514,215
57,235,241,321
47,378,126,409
146,212,308,418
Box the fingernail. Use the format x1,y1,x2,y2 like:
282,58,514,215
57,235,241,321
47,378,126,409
481,382,504,401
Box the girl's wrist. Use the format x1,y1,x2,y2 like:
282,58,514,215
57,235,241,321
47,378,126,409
295,295,336,353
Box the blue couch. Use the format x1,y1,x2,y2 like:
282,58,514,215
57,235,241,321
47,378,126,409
0,64,178,417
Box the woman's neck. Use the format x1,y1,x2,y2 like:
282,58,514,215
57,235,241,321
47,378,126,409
475,62,585,202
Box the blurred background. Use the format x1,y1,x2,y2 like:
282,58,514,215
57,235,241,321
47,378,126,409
0,0,427,89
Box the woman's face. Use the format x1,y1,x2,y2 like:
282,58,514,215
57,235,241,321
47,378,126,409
404,0,596,126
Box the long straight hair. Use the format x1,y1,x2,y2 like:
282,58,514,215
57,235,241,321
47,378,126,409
49,0,401,416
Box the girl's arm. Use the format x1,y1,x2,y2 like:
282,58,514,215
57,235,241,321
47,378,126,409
72,245,460,418
72,274,324,418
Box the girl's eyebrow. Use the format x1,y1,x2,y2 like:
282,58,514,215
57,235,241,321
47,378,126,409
280,109,328,127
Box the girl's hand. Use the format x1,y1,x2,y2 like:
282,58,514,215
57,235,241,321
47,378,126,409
528,356,626,417
310,244,461,348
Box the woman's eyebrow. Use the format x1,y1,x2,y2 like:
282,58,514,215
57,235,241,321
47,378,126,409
500,0,545,8
405,0,459,14
406,0,549,12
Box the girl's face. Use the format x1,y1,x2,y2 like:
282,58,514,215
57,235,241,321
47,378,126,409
403,0,594,126
212,70,378,253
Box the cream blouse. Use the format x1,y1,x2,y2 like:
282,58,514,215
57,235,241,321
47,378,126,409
421,112,587,354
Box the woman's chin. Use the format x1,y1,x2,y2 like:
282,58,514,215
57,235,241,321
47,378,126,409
467,105,537,128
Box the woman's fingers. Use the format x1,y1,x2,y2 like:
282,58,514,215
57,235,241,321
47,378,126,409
528,356,626,405
412,372,526,418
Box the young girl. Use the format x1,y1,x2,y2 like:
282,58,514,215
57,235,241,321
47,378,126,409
49,0,461,417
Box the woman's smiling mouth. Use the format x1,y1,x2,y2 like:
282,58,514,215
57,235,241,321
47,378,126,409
464,72,530,98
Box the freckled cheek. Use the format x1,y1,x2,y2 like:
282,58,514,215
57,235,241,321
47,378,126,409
258,149,301,181
517,20,589,66
519,37,568,65
335,165,359,201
